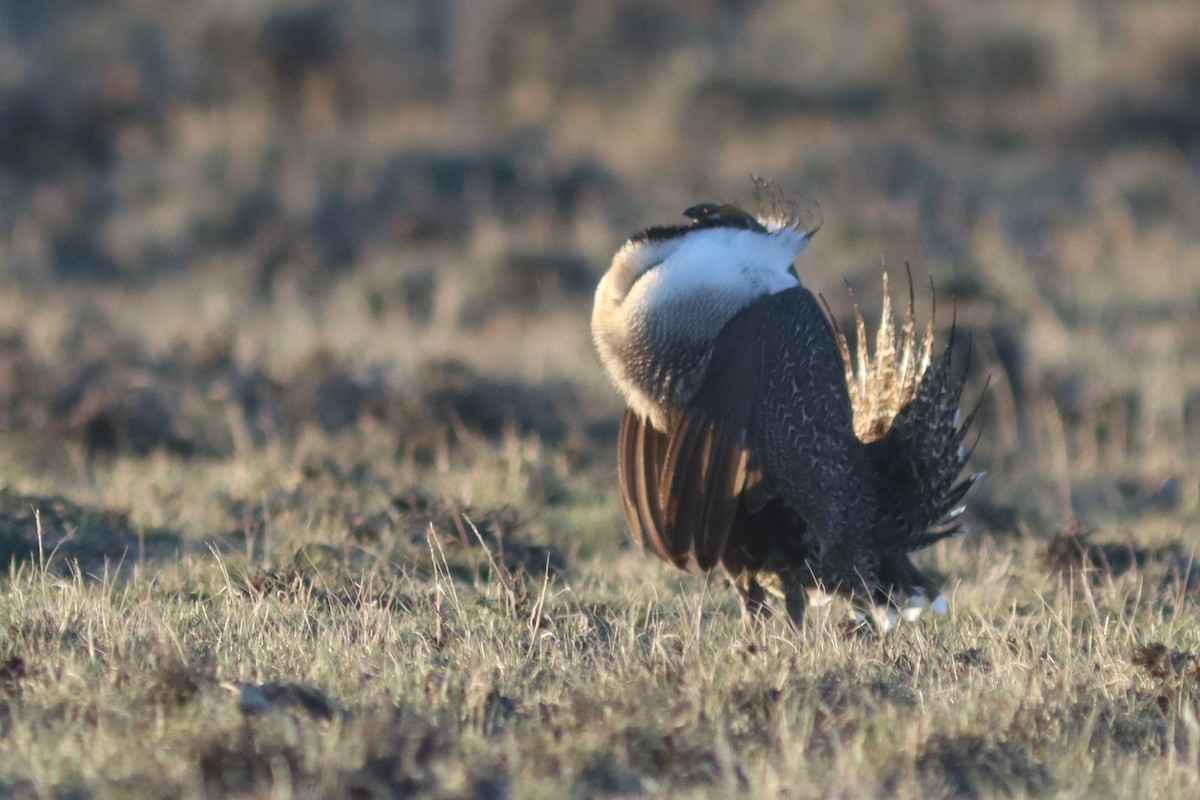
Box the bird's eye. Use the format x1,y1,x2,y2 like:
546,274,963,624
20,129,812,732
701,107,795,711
683,203,721,222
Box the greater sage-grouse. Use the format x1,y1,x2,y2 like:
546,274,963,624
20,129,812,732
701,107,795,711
592,190,980,628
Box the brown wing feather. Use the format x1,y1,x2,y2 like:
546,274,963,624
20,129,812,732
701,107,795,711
618,408,690,567
637,413,686,566
741,465,771,513
659,413,708,565
659,410,748,571
616,408,644,546
694,423,748,569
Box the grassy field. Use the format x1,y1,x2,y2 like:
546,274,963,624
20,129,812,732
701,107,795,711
1,1,1200,797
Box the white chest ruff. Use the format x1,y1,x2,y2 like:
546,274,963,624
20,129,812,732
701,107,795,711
593,224,809,430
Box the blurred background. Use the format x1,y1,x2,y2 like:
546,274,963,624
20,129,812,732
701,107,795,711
0,0,1198,536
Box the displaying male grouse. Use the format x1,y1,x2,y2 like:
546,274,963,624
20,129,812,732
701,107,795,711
591,188,980,628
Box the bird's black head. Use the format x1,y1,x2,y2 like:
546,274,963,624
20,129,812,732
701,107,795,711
628,201,772,245
682,203,767,232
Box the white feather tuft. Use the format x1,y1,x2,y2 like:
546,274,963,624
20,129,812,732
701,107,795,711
627,226,807,311
931,594,948,615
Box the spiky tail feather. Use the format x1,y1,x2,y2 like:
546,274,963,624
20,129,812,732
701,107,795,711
827,269,982,553
826,270,934,443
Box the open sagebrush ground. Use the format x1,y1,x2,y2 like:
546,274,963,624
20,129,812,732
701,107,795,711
1,457,1200,799
0,0,1199,797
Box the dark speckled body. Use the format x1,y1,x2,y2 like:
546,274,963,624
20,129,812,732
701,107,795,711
730,287,879,591
596,196,979,628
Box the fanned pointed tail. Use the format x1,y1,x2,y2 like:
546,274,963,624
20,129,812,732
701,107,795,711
827,269,982,556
